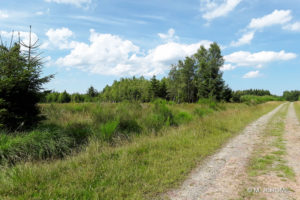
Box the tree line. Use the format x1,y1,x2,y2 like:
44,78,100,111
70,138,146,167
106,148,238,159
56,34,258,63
99,43,232,103
283,90,300,101
42,86,99,103
43,43,233,103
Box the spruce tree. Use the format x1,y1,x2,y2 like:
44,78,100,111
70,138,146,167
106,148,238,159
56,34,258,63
0,29,53,130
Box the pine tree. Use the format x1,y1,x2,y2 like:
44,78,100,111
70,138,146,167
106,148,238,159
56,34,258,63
195,43,225,101
58,91,71,103
0,28,53,130
87,86,98,97
149,75,160,100
159,78,168,99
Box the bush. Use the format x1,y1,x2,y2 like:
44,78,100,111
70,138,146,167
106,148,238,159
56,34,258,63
99,120,119,141
240,95,282,105
144,113,165,132
174,112,193,124
193,107,214,117
118,119,141,134
153,99,175,126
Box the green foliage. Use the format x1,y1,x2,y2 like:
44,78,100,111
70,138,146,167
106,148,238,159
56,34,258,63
174,112,193,124
43,91,98,103
99,120,119,141
197,98,225,110
232,89,272,102
99,77,150,102
193,107,214,117
87,86,98,98
283,90,300,101
149,75,160,99
153,99,175,126
0,102,281,199
240,95,282,105
0,38,53,130
58,90,71,103
0,123,90,165
168,43,231,103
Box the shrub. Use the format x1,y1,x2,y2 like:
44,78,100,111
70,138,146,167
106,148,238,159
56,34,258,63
144,113,165,132
153,99,175,126
118,119,141,134
240,95,281,105
174,112,193,124
99,120,119,141
193,107,214,117
92,105,115,124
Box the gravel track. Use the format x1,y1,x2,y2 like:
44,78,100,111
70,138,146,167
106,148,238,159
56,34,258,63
167,103,285,200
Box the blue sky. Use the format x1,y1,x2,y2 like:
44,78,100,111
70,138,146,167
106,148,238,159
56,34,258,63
1,0,300,95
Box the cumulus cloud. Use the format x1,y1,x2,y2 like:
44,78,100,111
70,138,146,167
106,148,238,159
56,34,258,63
220,64,236,71
283,22,300,32
158,28,179,42
225,50,297,68
56,29,212,76
200,0,242,21
44,0,91,7
248,10,292,29
230,10,295,47
230,31,254,47
42,27,74,49
243,70,261,78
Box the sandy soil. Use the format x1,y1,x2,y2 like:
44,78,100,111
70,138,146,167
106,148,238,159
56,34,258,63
166,104,285,200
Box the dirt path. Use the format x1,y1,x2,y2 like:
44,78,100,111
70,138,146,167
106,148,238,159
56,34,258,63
167,103,285,200
241,102,300,200
283,103,300,198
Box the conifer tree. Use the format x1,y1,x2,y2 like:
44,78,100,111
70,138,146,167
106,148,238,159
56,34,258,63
0,27,53,130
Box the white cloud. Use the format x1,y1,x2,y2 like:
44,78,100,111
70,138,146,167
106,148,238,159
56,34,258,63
283,22,300,32
230,31,254,47
230,10,295,48
225,50,297,68
0,10,8,19
200,0,242,21
220,64,236,71
158,28,179,42
57,29,212,76
248,10,292,29
243,70,261,78
44,0,91,7
42,27,74,49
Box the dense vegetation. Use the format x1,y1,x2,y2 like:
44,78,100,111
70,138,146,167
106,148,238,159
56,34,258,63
0,102,280,199
0,100,224,165
283,90,300,101
232,89,271,102
102,43,231,102
0,36,52,130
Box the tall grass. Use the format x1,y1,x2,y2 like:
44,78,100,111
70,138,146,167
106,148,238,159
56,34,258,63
0,102,281,199
0,100,219,165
